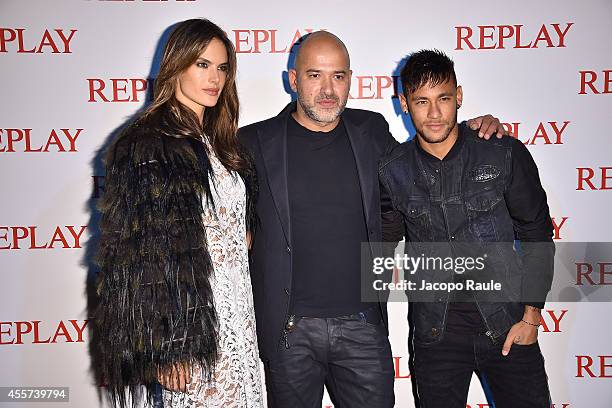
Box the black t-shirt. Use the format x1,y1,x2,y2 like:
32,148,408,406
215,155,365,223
447,270,485,334
445,301,486,334
287,114,369,317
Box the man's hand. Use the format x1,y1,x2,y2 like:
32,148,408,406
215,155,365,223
157,362,192,392
501,306,541,356
466,114,511,140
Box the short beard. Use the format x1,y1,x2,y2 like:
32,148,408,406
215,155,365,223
414,109,458,144
296,88,347,125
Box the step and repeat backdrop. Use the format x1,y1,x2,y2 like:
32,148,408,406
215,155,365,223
1,0,610,407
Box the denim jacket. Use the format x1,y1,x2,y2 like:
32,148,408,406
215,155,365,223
379,123,554,345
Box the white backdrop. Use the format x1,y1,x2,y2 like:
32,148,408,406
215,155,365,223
1,0,611,407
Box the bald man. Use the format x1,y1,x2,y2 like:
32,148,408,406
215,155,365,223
238,31,506,408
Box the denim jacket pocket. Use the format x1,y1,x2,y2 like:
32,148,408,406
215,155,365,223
465,189,503,241
401,200,432,241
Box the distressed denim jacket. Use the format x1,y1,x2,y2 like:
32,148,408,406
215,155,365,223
379,123,554,345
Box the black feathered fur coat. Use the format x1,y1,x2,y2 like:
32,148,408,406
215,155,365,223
93,114,257,407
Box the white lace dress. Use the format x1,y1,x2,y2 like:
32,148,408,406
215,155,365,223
163,140,263,408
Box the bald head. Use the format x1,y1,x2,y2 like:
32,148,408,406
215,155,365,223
288,31,352,131
294,31,350,71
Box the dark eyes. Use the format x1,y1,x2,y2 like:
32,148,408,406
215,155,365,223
196,62,229,72
307,73,345,80
415,97,451,105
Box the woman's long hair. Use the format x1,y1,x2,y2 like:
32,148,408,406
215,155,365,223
142,18,247,172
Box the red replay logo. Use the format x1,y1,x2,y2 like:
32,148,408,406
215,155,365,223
455,23,573,50
576,262,612,285
0,320,88,345
576,167,612,190
233,28,320,54
576,355,612,378
87,78,151,102
579,70,612,94
0,129,83,153
0,226,88,250
0,28,76,53
551,217,569,240
502,121,570,146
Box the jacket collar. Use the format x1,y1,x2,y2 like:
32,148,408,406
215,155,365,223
256,101,375,246
415,122,466,163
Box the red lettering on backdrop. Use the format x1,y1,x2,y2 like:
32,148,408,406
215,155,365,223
576,167,612,190
87,78,149,102
393,356,411,379
539,310,567,333
0,28,76,53
348,75,399,99
575,262,612,285
579,70,612,94
551,217,568,240
455,23,573,50
0,320,89,345
0,322,12,344
355,76,374,99
0,129,82,152
503,121,570,145
0,226,88,250
576,355,612,378
233,29,318,54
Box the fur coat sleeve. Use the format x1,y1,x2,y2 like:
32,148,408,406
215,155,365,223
94,122,220,407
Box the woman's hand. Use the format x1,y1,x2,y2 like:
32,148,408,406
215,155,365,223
246,231,253,250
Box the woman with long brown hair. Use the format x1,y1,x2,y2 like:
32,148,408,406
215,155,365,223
94,19,262,407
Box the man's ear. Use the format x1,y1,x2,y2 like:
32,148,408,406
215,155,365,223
456,85,463,109
288,69,298,93
399,93,408,114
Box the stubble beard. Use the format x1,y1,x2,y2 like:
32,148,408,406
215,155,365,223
297,89,347,125
414,109,458,144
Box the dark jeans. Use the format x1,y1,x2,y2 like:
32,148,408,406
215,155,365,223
413,331,551,408
264,310,395,408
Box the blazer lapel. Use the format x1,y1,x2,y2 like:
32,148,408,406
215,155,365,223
257,108,292,247
344,115,375,228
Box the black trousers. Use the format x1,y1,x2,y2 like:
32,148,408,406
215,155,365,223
264,311,395,408
413,331,551,408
